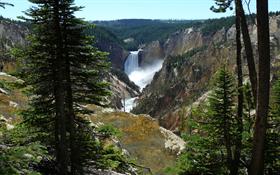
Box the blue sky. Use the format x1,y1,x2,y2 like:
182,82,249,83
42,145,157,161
1,0,279,21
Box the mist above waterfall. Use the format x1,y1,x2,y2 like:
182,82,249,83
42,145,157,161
128,59,163,90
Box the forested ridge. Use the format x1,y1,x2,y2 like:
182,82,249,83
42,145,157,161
93,12,280,51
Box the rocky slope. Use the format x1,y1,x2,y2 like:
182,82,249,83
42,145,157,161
88,107,185,174
0,72,27,122
0,71,184,174
133,15,280,130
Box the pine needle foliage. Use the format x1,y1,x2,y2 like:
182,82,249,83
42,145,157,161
265,79,280,174
0,124,47,175
17,0,111,174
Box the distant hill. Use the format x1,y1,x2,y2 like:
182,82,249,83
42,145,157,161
93,19,197,28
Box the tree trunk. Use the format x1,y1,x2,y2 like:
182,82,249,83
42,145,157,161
65,51,76,174
249,0,270,174
237,0,258,104
53,0,68,174
67,64,76,174
223,82,234,175
232,1,244,174
60,4,77,173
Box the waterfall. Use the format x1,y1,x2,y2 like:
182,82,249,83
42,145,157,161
123,50,164,112
124,51,139,75
124,50,164,90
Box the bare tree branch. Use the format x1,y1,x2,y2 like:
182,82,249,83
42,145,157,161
0,2,14,9
243,0,256,25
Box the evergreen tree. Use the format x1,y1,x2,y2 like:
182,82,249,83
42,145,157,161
207,66,237,175
167,67,238,174
0,124,47,175
265,79,280,174
241,83,255,170
20,0,110,174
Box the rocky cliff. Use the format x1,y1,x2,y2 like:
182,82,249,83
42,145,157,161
139,41,165,66
0,20,28,50
95,38,129,70
139,27,229,67
90,26,130,70
0,19,29,72
133,15,280,130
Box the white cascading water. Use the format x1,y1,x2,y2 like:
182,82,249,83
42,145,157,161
124,51,139,75
122,50,164,112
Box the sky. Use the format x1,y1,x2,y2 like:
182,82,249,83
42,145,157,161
1,0,279,21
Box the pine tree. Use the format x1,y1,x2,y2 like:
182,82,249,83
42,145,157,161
169,67,238,174
20,0,110,174
241,83,255,170
207,66,237,174
265,79,280,174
